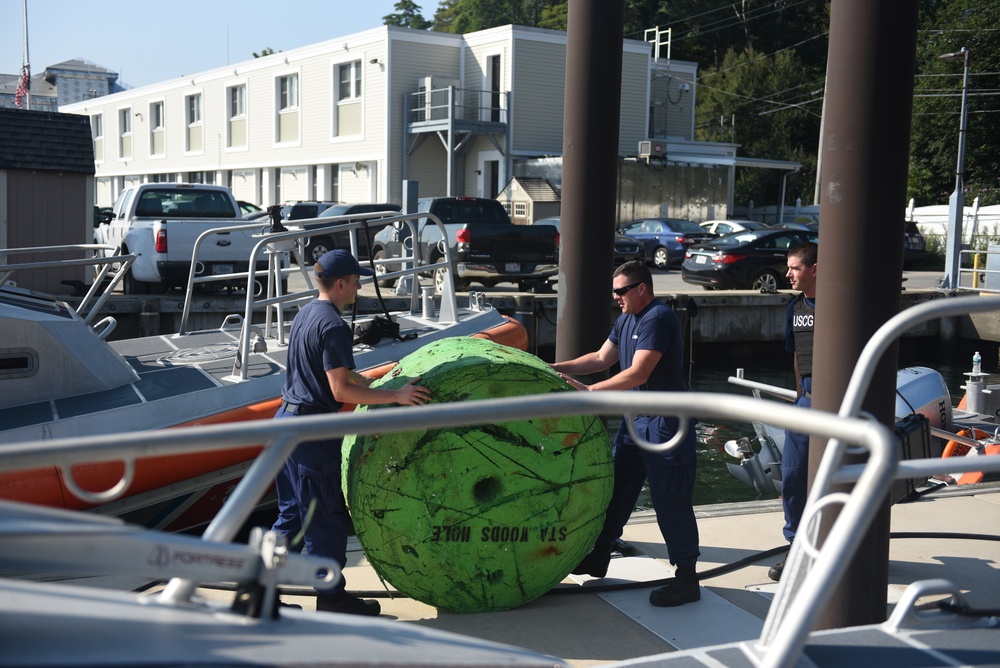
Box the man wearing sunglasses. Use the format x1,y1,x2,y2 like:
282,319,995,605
550,259,700,608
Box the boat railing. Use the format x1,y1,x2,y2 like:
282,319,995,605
3,381,999,664
0,243,136,336
176,211,462,382
756,293,1000,666
956,246,1000,293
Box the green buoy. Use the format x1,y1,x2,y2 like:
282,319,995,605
342,337,612,612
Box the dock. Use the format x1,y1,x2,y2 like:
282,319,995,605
179,484,999,666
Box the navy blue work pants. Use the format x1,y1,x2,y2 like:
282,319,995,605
595,417,700,567
781,376,812,543
271,405,349,593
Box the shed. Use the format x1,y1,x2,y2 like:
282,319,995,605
498,176,561,225
0,107,95,294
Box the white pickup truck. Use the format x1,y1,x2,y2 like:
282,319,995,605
96,183,269,294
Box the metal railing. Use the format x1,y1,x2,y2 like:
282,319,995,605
408,85,508,126
176,211,464,382
0,244,136,337
4,290,1000,664
955,247,1000,293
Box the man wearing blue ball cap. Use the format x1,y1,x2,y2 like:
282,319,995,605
272,249,431,615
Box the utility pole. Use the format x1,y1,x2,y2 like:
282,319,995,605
940,47,971,290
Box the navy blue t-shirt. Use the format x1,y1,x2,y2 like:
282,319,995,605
281,299,355,412
609,300,687,393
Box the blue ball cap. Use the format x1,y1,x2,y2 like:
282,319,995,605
315,248,374,278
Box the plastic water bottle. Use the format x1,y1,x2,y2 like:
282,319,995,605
973,351,982,375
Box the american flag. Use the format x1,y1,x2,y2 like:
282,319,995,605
14,65,29,108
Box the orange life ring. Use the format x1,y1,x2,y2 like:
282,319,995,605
942,428,997,485
941,427,988,459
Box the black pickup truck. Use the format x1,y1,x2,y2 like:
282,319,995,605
371,196,559,293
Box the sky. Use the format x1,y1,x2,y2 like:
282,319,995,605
1,0,422,88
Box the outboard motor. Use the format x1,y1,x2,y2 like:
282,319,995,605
895,366,952,430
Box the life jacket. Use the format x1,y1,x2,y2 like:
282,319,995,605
791,293,815,377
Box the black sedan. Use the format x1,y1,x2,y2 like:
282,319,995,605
681,229,819,291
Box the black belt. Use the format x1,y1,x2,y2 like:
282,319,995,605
280,400,325,416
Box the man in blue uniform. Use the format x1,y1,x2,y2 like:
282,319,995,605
550,260,700,608
769,241,818,581
273,249,431,614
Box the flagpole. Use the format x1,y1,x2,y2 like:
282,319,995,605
22,0,30,110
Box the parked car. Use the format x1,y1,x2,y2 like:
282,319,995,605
903,221,928,268
280,200,339,221
617,218,715,269
305,203,402,263
699,219,769,236
771,221,819,232
681,228,819,291
533,217,644,266
238,201,261,216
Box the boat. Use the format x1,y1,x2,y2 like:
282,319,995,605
0,212,528,532
724,340,1000,498
1,296,998,667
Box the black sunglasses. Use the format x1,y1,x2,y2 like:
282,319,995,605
612,281,643,297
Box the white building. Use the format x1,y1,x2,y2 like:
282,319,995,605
61,24,725,213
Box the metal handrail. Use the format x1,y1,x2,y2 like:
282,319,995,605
757,293,1000,667
175,211,463,381
0,243,136,325
957,247,1000,293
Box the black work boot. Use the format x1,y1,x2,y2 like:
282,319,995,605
316,592,381,616
768,558,785,582
572,543,614,578
649,564,700,607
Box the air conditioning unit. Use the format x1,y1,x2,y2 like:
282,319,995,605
638,140,667,159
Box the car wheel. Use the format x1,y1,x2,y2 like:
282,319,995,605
752,269,782,292
652,247,670,270
434,265,468,293
308,236,335,265
373,250,395,288
123,270,150,295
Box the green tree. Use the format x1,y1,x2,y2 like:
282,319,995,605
910,0,1000,206
384,0,432,29
252,47,278,58
695,46,823,206
431,0,564,33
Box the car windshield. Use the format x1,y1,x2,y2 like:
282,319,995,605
535,218,561,231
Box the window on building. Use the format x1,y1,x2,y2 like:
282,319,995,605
334,61,362,137
118,107,132,159
150,101,164,129
229,85,246,118
150,101,165,157
186,93,203,152
276,74,300,143
514,202,527,218
278,74,298,110
228,84,248,149
91,113,104,162
187,94,202,126
338,61,361,100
